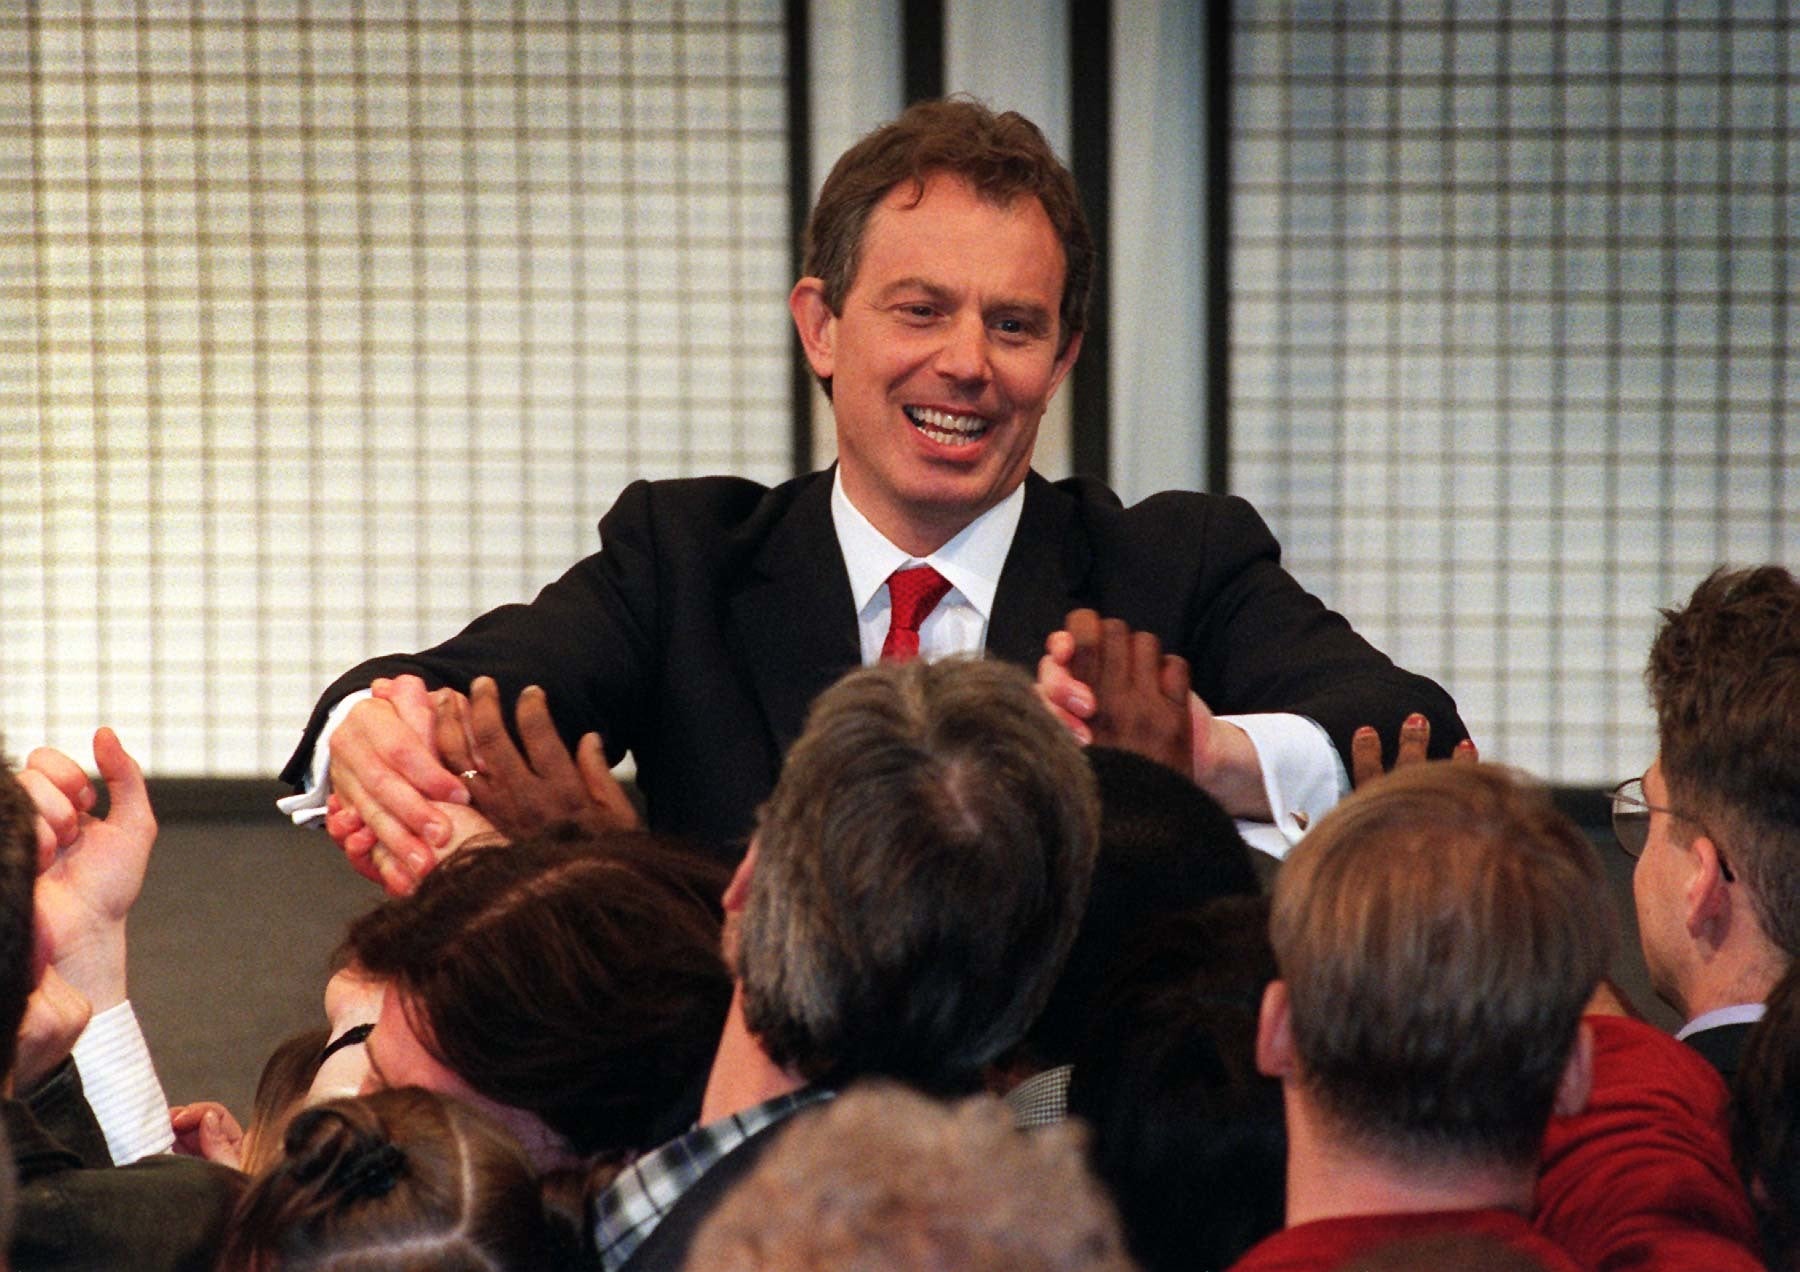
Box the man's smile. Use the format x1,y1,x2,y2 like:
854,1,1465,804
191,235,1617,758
903,405,994,446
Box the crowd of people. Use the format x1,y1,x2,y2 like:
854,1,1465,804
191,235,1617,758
3,97,1796,1271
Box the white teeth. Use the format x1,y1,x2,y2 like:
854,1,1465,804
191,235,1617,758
905,406,990,443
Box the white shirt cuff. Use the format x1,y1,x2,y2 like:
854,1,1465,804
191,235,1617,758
70,1000,173,1164
1219,712,1348,862
276,690,373,826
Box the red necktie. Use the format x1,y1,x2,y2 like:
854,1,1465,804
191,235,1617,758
881,565,953,662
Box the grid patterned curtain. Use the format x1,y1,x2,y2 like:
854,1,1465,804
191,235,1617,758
2,2,791,775
1229,1,1796,784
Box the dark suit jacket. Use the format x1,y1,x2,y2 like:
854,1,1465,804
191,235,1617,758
1682,1020,1754,1084
5,1061,245,1272
283,469,1464,855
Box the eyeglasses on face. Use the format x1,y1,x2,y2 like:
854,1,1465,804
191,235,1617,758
1608,775,1732,881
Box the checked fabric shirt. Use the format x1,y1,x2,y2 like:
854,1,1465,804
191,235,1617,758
593,1086,834,1268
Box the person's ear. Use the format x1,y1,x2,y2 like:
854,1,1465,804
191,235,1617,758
1684,834,1730,937
789,279,837,382
1256,980,1295,1079
723,839,758,914
1045,328,1083,400
1553,1021,1594,1117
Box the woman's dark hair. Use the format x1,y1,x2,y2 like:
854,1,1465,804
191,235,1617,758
1733,964,1800,1269
341,827,732,1158
1067,896,1286,1272
218,1088,580,1270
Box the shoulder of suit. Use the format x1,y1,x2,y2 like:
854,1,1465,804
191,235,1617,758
1040,472,1256,529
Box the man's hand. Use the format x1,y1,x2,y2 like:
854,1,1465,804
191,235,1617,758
436,676,641,842
1039,610,1271,819
326,675,469,892
13,966,92,1094
20,728,154,1013
1349,713,1479,788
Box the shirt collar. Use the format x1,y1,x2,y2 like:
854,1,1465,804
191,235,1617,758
1676,1001,1767,1040
830,468,1025,622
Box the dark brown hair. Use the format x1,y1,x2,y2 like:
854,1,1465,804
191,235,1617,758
803,97,1093,359
1271,763,1612,1168
218,1088,576,1270
1648,565,1800,956
341,828,731,1158
1733,963,1800,1269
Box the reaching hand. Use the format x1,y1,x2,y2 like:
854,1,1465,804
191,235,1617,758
169,1101,246,1170
20,728,154,1012
326,676,469,893
1039,610,1271,818
1051,609,1194,777
1350,713,1479,788
435,676,642,842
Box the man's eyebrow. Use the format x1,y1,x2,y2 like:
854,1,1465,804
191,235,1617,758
872,276,954,303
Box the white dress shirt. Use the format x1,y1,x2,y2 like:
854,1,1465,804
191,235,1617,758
829,469,1344,857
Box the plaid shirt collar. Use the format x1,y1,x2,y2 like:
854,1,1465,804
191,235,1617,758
593,1086,833,1268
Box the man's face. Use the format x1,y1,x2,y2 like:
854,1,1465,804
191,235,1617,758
1631,759,1696,1015
791,172,1081,556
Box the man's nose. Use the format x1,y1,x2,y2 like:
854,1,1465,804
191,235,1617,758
933,312,991,387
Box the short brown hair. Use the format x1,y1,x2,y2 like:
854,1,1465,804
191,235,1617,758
685,1083,1135,1272
1271,764,1612,1168
803,97,1094,356
740,658,1099,1094
1648,565,1800,957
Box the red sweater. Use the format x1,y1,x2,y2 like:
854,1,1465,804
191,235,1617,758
1534,1014,1761,1272
1229,1207,1581,1271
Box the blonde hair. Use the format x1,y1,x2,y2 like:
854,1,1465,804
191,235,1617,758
686,1083,1133,1272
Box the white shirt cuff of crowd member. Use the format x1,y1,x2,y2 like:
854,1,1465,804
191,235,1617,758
70,1000,175,1164
274,690,373,827
1219,712,1347,862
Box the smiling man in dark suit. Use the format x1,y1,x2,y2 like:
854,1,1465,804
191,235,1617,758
281,98,1464,889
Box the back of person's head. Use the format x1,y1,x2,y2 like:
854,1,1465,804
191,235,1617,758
1271,763,1613,1168
803,96,1093,358
341,827,732,1157
1733,962,1800,1269
1068,895,1284,1272
218,1088,572,1271
0,749,38,1079
1648,565,1800,958
684,1082,1134,1272
740,657,1099,1094
240,1027,332,1177
1024,747,1260,1068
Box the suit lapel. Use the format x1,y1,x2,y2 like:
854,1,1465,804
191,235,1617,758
723,471,862,760
985,473,1095,668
